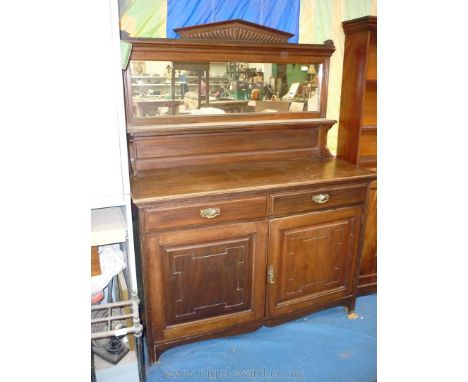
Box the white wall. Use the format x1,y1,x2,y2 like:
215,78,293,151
89,0,137,292
90,0,130,209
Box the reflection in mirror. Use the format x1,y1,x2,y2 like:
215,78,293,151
129,61,322,118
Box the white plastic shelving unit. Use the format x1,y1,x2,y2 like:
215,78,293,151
91,207,127,247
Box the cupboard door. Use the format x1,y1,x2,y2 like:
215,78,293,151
267,206,362,317
145,221,267,343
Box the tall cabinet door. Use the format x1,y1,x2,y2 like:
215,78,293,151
267,206,362,318
144,220,267,347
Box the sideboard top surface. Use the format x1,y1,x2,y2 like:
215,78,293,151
130,157,376,204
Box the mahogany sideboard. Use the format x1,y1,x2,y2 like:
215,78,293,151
123,20,376,362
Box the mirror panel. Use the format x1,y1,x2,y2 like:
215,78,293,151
129,61,323,119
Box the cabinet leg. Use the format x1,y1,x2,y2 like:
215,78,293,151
345,300,359,319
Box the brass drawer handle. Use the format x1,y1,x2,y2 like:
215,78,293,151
312,193,330,204
200,207,221,219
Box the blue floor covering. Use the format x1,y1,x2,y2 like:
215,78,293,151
97,294,376,382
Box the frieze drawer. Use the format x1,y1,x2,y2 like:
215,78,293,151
146,197,267,231
270,184,368,215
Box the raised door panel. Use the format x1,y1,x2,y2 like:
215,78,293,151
267,207,362,318
279,220,349,297
164,237,252,325
144,221,267,343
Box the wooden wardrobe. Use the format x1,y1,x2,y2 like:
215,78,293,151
123,20,376,362
337,16,377,295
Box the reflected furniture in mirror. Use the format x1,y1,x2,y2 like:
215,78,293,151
123,19,376,362
123,20,331,125
337,16,377,296
128,60,322,118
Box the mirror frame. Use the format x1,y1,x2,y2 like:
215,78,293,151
123,37,335,126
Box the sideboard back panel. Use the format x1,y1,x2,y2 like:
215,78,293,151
131,127,321,171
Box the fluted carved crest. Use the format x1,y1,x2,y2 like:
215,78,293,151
174,19,294,43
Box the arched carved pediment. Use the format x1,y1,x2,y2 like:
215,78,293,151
174,19,294,43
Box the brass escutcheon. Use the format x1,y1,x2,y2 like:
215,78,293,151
267,265,276,284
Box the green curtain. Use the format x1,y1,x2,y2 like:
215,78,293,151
119,0,167,37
